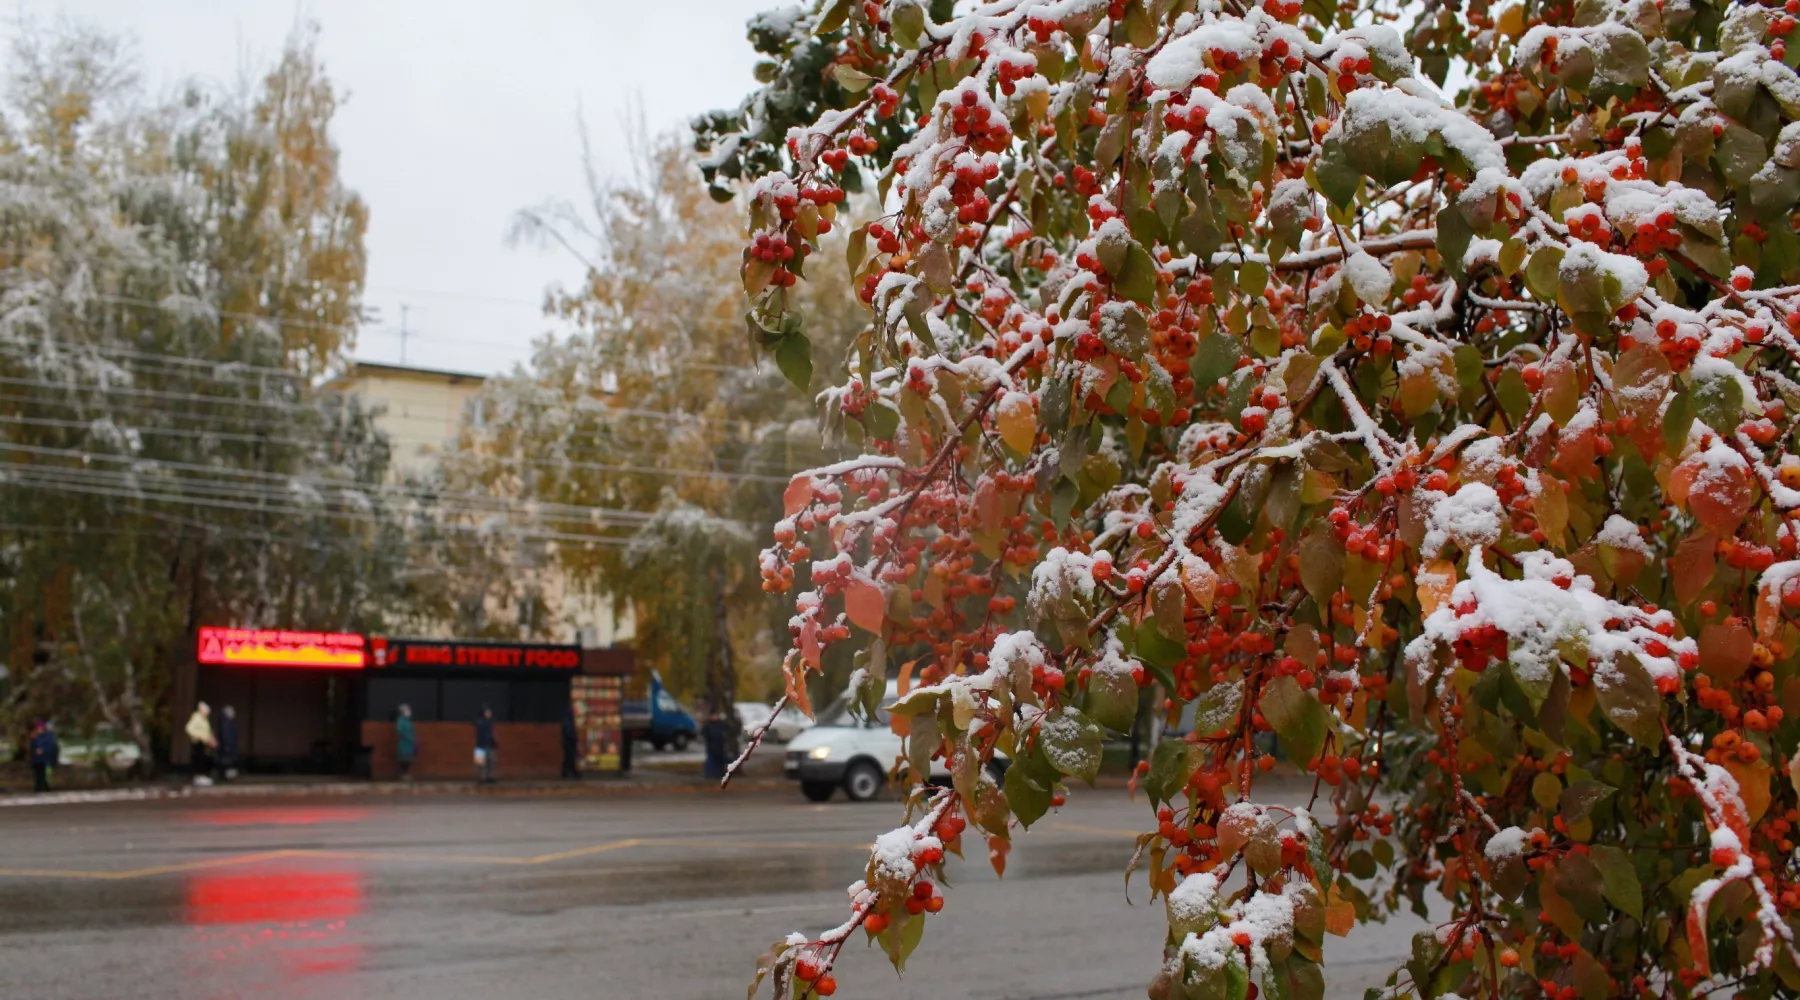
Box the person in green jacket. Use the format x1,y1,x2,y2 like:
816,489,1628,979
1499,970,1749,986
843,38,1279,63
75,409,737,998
395,704,417,781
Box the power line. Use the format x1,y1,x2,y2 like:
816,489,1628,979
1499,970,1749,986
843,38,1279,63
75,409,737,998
0,442,672,522
0,473,638,547
0,457,664,532
0,413,800,484
4,285,769,372
0,340,307,382
0,372,775,432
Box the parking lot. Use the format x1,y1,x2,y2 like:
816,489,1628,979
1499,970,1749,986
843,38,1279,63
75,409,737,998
0,783,1427,999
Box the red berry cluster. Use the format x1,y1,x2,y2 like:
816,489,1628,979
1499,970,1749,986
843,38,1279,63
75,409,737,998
949,155,999,223
871,82,900,117
1345,309,1395,354
1026,14,1060,42
946,88,1010,153
1449,601,1508,671
749,230,800,287
1335,52,1375,92
995,54,1035,97
1649,317,1704,371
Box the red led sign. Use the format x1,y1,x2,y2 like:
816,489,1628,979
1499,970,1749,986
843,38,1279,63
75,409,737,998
198,628,367,670
370,637,581,671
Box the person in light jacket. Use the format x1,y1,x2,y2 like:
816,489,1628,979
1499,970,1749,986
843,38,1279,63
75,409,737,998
28,720,59,793
474,706,497,783
185,702,217,787
395,704,417,781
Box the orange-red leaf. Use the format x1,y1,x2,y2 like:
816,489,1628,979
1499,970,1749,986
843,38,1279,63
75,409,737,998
783,476,813,517
846,580,886,633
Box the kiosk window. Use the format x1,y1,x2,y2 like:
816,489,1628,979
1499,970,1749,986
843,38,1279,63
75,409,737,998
442,679,510,722
367,678,441,722
511,680,571,723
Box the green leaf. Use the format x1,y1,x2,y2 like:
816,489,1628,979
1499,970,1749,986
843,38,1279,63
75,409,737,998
1146,738,1196,807
1495,367,1531,425
832,63,875,92
775,334,812,392
1662,390,1695,456
1116,242,1159,308
1558,780,1616,826
1192,681,1244,738
1591,844,1643,919
1194,334,1243,389
1136,618,1187,669
1312,138,1362,208
1554,850,1608,923
1261,676,1328,767
1297,530,1345,608
817,0,851,32
890,1,926,48
1524,246,1565,303
1005,743,1057,828
1593,656,1663,745
1039,706,1104,784
1453,345,1485,390
1691,366,1744,433
1087,664,1139,732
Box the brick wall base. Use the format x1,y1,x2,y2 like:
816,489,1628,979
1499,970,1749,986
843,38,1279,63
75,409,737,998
362,721,566,781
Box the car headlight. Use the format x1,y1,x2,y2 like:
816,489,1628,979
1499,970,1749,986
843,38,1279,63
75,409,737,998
807,745,833,760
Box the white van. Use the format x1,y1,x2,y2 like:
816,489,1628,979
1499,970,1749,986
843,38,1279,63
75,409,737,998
782,680,1005,802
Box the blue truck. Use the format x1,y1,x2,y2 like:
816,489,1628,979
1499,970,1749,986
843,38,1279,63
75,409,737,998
621,671,699,751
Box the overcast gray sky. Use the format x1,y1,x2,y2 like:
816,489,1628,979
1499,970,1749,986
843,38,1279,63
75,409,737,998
20,0,775,375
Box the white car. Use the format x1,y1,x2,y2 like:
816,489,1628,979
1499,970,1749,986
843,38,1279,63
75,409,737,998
735,701,813,743
783,680,1005,802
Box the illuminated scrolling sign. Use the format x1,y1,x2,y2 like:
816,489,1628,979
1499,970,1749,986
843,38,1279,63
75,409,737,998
197,627,368,670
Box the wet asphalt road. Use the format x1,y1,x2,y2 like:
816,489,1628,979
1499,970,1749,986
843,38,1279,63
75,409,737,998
0,783,1428,1000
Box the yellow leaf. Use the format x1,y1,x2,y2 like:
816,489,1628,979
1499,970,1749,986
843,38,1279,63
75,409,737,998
996,390,1037,454
1532,771,1563,810
1724,759,1773,824
1535,475,1569,548
1325,885,1356,936
1418,559,1457,617
1179,555,1217,611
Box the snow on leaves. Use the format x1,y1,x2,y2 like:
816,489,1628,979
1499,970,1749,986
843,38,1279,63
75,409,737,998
709,0,1800,995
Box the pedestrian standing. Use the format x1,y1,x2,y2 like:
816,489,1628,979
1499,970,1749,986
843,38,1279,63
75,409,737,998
474,706,497,783
185,702,217,787
217,705,239,782
395,704,416,781
560,706,579,780
28,720,59,793
701,710,728,780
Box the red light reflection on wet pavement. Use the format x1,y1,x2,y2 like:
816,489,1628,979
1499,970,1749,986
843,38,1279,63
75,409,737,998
184,868,365,998
183,806,373,827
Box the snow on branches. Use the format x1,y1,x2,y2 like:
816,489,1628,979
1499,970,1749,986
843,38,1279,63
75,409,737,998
703,0,1800,995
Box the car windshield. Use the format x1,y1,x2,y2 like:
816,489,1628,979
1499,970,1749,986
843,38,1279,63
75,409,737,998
814,693,893,728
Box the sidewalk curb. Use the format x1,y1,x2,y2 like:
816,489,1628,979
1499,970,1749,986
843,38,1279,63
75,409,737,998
0,776,789,808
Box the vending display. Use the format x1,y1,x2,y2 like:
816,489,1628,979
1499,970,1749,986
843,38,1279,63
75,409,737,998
571,675,623,773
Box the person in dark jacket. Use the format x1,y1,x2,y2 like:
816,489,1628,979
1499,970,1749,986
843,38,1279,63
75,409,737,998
701,711,728,780
216,705,240,781
395,704,417,781
474,706,497,783
560,707,579,780
28,721,59,793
